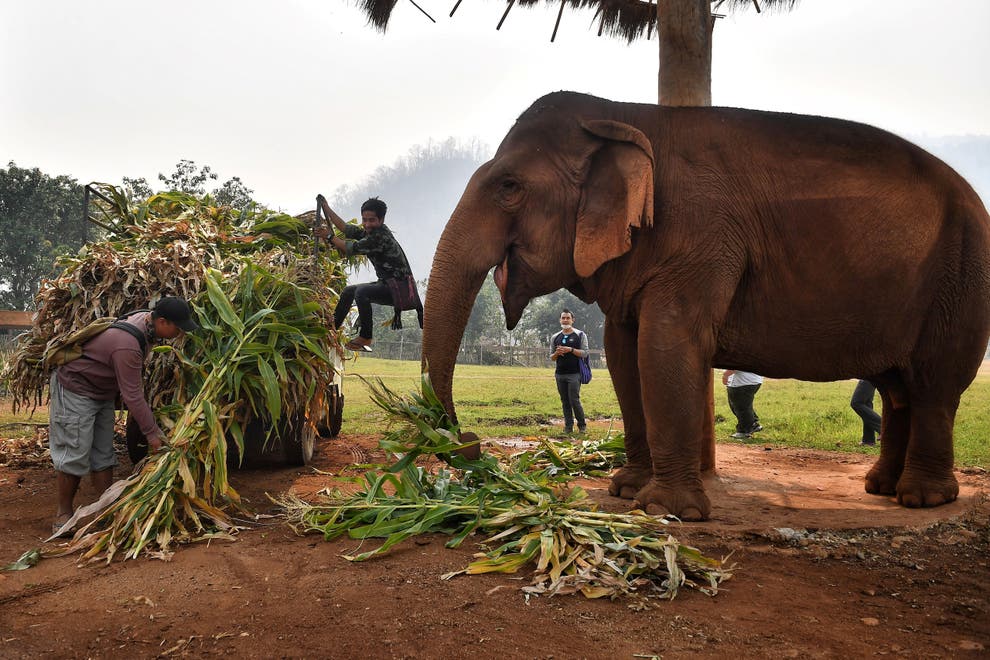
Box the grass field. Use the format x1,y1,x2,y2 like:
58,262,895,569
342,357,990,468
3,357,986,467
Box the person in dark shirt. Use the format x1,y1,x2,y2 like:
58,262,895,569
314,195,419,351
550,309,590,435
49,296,198,537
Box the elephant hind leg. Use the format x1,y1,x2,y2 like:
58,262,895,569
891,259,987,506
896,400,960,507
864,387,909,496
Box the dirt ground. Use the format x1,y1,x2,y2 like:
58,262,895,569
1,428,988,659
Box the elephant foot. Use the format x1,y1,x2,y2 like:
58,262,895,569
608,465,653,500
633,479,711,522
864,459,901,496
895,468,959,508
454,432,482,460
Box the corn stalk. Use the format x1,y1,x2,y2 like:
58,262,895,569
1,184,350,561
509,434,627,479
49,262,339,561
2,185,348,413
277,373,730,602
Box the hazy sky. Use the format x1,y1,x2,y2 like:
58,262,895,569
3,0,988,212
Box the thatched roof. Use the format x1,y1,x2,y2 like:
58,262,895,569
357,0,798,43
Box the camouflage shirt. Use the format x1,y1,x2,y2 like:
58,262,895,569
342,224,413,281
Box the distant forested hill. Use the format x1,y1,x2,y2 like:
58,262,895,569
330,138,490,282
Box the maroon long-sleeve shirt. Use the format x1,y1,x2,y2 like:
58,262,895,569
56,312,163,440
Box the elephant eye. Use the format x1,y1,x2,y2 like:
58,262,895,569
495,178,524,208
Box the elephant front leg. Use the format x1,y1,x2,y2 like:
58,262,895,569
631,311,713,521
700,369,716,474
603,317,654,499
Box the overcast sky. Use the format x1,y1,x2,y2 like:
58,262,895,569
3,0,988,212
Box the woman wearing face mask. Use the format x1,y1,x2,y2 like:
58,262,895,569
550,309,589,435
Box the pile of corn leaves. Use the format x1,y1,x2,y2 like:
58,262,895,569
278,374,730,603
2,184,348,560
511,433,627,478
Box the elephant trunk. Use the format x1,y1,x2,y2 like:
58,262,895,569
422,205,507,458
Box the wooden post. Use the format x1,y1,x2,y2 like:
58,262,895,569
657,0,712,106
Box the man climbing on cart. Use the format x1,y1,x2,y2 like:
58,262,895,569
314,194,422,352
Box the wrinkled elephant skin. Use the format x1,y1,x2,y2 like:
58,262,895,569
422,91,990,520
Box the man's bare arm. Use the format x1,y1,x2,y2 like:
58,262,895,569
317,194,349,232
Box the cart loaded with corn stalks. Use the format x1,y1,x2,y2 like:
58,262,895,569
1,183,352,559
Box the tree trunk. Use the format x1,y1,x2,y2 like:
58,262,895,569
657,0,712,106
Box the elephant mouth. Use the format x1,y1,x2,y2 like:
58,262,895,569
493,251,525,330
494,253,509,304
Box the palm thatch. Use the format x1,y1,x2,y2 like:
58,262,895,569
358,0,798,44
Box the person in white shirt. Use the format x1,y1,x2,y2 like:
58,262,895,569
722,370,764,439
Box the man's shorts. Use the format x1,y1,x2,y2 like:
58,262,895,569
49,374,118,476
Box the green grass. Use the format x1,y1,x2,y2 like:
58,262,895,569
0,406,48,438
3,357,986,467
342,358,621,439
342,358,990,468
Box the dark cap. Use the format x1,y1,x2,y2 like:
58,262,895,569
153,297,199,332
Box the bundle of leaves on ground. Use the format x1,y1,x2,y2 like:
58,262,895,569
508,434,627,479
277,374,730,602
1,184,348,560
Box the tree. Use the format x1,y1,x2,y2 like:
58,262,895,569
0,162,86,310
355,0,797,107
514,290,605,349
157,159,218,195
462,275,508,347
121,175,154,201
212,176,254,210
122,161,255,209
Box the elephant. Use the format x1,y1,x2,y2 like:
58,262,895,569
421,90,990,521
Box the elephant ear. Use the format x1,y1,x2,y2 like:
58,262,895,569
574,119,655,279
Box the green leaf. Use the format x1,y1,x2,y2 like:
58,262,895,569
205,268,244,337
256,357,281,423
2,548,41,571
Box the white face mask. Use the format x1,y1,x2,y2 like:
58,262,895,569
560,323,572,330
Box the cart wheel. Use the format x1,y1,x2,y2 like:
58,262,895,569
318,384,344,438
125,415,147,464
282,419,315,466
